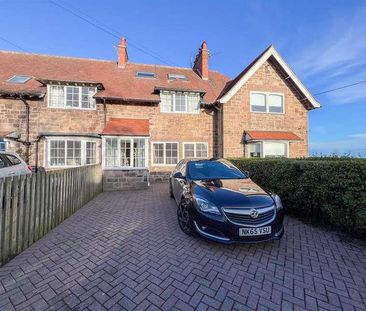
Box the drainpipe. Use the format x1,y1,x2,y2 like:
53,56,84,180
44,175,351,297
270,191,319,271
21,97,31,164
212,103,223,158
103,99,107,126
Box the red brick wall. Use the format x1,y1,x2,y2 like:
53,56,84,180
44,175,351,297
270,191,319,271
221,60,308,158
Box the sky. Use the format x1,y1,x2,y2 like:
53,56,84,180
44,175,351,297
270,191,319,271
0,0,365,156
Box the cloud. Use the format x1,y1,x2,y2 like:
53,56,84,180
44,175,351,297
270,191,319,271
289,4,366,105
292,5,366,78
349,132,366,138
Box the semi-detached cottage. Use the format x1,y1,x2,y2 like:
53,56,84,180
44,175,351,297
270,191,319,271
0,38,320,190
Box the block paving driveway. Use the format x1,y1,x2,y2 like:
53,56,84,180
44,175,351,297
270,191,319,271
0,183,365,310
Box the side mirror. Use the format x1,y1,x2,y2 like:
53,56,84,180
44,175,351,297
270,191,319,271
173,172,186,180
244,171,250,178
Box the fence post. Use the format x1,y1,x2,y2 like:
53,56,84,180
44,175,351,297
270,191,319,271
23,175,31,250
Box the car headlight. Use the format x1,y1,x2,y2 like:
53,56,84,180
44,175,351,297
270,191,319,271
193,195,221,215
272,194,283,210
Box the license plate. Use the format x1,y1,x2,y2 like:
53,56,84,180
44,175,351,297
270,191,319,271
239,226,271,236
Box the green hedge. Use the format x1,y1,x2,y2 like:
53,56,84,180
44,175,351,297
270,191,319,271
229,158,366,238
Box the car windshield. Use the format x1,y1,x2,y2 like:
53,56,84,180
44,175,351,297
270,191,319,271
187,160,247,180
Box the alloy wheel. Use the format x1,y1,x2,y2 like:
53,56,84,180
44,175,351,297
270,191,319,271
177,200,192,235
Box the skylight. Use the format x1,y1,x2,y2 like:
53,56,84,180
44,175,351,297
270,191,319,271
136,71,156,79
168,73,188,81
7,75,32,84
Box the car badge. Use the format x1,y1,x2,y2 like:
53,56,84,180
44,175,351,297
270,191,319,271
239,187,257,193
249,209,259,219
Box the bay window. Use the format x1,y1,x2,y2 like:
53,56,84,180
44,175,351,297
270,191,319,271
104,137,148,169
152,142,178,165
50,140,66,166
183,143,208,158
160,91,200,113
264,142,287,158
86,142,97,165
48,138,98,167
66,141,81,165
248,143,261,158
250,92,284,114
247,141,288,158
48,85,97,109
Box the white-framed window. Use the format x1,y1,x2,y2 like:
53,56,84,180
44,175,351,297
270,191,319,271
152,142,179,165
248,142,261,158
103,137,148,169
86,142,97,165
250,92,284,114
66,141,81,166
47,138,99,167
160,91,200,113
48,85,97,109
0,139,7,152
247,141,288,158
183,142,208,159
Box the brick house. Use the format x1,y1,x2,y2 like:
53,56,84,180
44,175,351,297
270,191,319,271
0,38,319,190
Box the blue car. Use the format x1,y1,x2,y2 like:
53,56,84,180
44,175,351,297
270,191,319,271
169,159,284,244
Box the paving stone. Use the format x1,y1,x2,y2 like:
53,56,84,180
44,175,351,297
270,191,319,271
0,184,365,310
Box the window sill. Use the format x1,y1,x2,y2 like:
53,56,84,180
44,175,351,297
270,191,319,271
47,106,97,111
103,167,148,171
160,111,200,115
48,163,99,169
250,111,285,115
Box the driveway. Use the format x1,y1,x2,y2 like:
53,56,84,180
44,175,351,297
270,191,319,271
0,184,365,311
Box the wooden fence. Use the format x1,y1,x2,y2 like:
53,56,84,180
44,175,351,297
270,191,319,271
0,165,103,266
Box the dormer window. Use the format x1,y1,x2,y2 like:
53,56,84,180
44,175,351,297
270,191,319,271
160,91,200,113
168,73,188,81
136,71,156,79
48,85,97,109
7,75,31,84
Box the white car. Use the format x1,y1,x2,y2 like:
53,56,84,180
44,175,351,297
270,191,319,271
0,152,32,178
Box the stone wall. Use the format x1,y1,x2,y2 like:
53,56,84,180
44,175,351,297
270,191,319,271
149,171,171,183
103,169,149,191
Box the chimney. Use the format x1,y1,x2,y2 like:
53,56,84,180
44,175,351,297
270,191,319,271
193,41,209,80
117,37,128,68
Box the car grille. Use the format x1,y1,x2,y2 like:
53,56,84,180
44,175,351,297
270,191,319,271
223,206,275,226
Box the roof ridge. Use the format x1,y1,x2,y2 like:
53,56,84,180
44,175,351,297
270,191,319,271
0,50,229,78
0,50,115,63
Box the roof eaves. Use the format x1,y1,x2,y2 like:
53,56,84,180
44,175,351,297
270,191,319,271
37,78,104,89
95,95,160,104
154,86,206,94
0,88,45,99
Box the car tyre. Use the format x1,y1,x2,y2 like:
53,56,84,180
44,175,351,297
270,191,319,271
177,199,196,236
169,179,174,198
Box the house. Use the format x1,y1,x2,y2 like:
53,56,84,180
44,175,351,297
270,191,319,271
0,38,319,190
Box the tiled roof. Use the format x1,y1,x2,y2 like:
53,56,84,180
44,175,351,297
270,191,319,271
245,131,302,141
101,118,150,136
0,51,229,103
